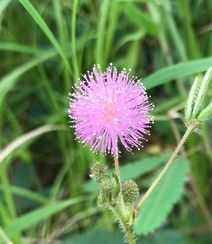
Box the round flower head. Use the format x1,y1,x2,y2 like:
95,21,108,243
68,64,154,156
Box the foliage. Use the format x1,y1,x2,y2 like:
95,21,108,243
0,0,212,243
135,157,190,235
64,229,186,244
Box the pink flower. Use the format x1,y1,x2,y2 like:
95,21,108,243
68,64,154,156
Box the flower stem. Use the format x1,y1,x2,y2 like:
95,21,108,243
114,154,120,181
134,125,195,217
113,206,136,244
113,155,136,244
125,226,136,244
113,154,126,211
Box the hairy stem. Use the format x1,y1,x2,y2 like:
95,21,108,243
134,124,196,217
113,205,136,244
113,155,136,243
125,226,136,244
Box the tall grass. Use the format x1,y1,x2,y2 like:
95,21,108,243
0,0,212,243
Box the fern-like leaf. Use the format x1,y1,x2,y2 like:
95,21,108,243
135,157,189,235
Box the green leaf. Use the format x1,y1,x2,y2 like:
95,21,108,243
119,152,172,181
0,0,12,15
64,229,124,244
18,0,70,72
142,57,212,90
0,51,56,106
63,229,185,244
140,230,186,244
184,76,199,120
198,102,212,121
192,68,212,118
0,125,66,165
0,42,41,54
3,197,83,238
122,3,157,36
116,30,145,51
83,152,172,192
135,157,190,235
0,184,48,205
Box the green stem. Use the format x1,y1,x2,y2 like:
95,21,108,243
113,155,126,211
113,154,120,181
122,223,136,244
71,0,79,79
125,226,136,244
113,206,136,244
134,125,195,217
113,155,136,243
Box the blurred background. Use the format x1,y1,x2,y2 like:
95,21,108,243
0,0,212,243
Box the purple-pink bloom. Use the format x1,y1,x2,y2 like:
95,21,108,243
68,64,154,156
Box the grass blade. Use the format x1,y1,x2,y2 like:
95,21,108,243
142,57,212,89
0,51,56,106
3,198,83,238
0,125,67,164
122,2,157,36
18,0,70,72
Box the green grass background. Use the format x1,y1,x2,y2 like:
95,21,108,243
0,0,212,243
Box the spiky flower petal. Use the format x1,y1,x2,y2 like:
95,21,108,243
68,64,154,155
